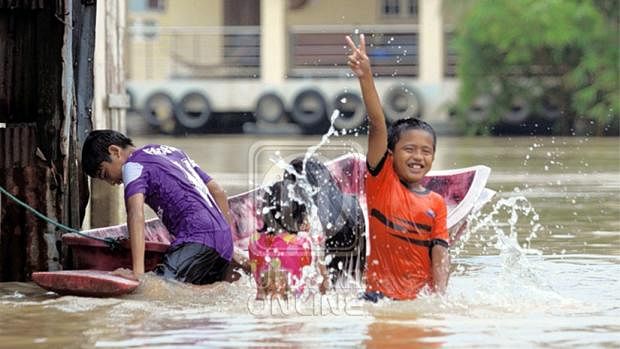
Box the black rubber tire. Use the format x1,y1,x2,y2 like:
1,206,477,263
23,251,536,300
383,84,423,122
175,91,211,130
332,91,365,130
502,97,531,125
539,88,563,121
254,93,286,124
467,95,493,123
126,88,135,112
142,91,177,134
290,89,327,130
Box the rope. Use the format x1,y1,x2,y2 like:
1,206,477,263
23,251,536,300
0,184,120,249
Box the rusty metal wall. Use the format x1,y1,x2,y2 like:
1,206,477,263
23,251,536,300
0,4,65,161
0,124,36,168
0,0,63,12
0,0,97,281
0,125,60,281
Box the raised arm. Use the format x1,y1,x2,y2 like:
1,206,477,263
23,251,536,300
346,34,388,168
126,193,146,277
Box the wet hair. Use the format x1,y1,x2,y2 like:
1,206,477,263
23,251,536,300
387,117,437,151
260,179,308,235
285,157,336,190
286,157,342,228
81,129,134,178
285,156,367,279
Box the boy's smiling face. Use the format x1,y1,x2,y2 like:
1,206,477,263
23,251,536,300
391,129,435,188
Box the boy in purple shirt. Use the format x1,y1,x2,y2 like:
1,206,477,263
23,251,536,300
81,130,234,284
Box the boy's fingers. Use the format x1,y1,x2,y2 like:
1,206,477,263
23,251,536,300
360,33,366,53
345,35,357,51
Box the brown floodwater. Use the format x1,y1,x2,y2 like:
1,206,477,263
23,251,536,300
1,135,618,348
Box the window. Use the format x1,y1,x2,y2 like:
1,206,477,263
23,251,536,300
407,0,418,16
147,0,165,11
383,0,400,15
128,0,165,12
381,0,417,18
129,19,159,41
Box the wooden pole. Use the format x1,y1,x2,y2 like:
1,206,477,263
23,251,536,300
87,0,128,229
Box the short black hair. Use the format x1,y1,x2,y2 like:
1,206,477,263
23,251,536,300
285,156,334,188
387,117,437,151
81,130,134,178
260,179,308,235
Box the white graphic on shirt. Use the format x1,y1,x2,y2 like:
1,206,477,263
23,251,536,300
122,162,144,185
143,145,175,156
169,156,220,212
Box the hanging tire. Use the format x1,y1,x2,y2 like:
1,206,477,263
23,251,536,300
254,93,285,124
332,91,365,130
467,95,492,123
126,88,135,112
175,91,211,130
142,91,177,134
290,89,327,130
501,97,531,125
383,84,423,122
539,88,563,121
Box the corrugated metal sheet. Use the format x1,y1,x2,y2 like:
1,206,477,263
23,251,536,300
0,0,97,281
0,125,55,281
0,124,36,168
0,0,62,11
0,161,57,281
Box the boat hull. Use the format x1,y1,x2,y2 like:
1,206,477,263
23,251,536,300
32,270,140,297
62,154,494,271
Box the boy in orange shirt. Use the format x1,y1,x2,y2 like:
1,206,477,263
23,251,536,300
346,34,450,301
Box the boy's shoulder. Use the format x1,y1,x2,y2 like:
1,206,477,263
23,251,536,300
425,188,447,205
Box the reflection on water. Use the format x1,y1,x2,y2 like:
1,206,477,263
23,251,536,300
1,136,618,348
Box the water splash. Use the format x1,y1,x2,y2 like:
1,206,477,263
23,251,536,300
427,194,584,316
452,195,544,259
260,109,363,298
454,194,551,290
302,109,341,166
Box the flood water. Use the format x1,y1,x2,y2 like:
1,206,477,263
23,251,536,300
1,135,619,348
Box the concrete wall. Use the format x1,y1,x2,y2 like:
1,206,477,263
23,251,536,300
127,0,224,80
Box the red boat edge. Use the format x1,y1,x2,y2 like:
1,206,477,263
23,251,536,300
32,270,140,297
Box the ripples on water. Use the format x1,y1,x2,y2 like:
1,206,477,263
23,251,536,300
2,198,618,348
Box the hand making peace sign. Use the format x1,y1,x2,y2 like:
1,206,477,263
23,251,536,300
346,34,372,78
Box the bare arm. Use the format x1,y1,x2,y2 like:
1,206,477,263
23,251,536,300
206,179,251,273
316,237,329,294
346,34,388,168
126,193,146,277
431,245,450,294
207,179,234,227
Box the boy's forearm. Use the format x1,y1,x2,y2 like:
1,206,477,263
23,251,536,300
207,181,234,227
129,219,145,276
358,75,385,127
358,75,388,165
126,194,146,276
431,246,450,293
214,191,232,222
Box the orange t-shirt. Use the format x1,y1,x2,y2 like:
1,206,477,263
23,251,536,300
365,153,448,300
